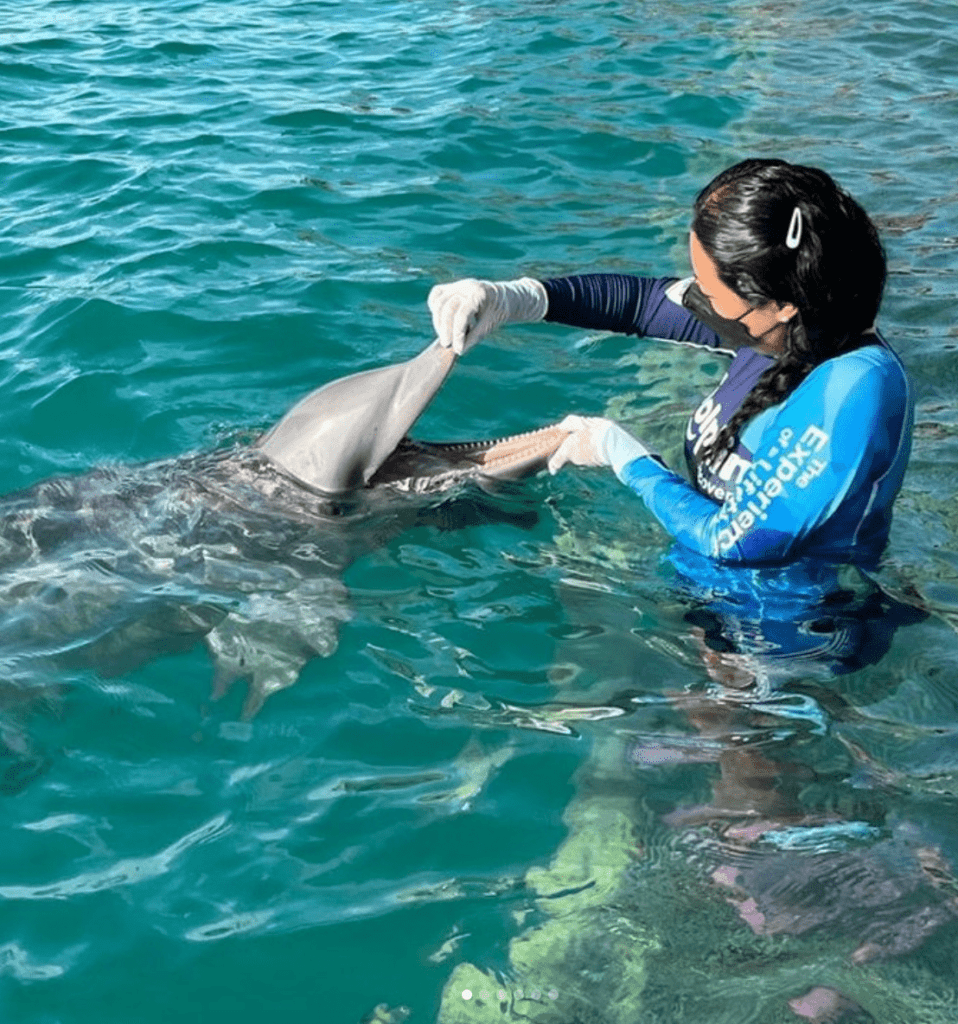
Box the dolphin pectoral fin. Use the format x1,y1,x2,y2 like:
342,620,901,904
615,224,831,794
369,424,568,489
256,341,456,494
204,581,349,719
206,618,325,720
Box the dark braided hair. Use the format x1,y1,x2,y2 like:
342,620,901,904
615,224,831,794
693,159,886,466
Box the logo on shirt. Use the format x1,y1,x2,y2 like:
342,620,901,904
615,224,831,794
687,394,750,502
715,425,831,556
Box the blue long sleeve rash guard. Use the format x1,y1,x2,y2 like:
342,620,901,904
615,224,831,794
542,274,913,566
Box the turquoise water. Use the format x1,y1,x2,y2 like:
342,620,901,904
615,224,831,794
2,1,958,1021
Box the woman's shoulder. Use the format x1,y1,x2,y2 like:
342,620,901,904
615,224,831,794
793,334,911,437
815,333,909,394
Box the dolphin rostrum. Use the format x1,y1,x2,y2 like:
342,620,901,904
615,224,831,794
257,339,564,493
0,340,565,740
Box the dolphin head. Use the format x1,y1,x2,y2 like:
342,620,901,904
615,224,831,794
256,341,564,495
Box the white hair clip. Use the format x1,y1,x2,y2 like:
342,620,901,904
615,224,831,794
785,206,803,249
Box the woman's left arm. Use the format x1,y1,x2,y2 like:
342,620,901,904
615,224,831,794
617,350,912,563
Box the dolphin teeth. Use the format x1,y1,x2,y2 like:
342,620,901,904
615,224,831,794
435,424,566,456
472,425,568,471
370,424,568,490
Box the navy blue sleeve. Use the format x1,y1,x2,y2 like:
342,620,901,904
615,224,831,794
542,275,727,349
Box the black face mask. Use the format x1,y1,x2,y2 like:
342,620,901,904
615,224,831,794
681,279,760,351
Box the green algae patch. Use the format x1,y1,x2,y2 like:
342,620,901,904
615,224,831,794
524,794,637,909
437,964,511,1024
438,792,658,1024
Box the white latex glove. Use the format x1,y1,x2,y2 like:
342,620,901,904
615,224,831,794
548,415,652,477
428,277,548,355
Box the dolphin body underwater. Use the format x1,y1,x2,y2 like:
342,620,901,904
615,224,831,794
0,341,564,734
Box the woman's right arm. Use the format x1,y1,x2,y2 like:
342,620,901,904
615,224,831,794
428,274,727,354
542,275,725,348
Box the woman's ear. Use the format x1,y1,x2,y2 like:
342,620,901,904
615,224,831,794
777,301,798,323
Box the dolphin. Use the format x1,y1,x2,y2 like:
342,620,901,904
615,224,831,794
0,340,564,735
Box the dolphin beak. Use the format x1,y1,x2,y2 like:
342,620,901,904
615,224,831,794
256,340,457,494
256,341,565,495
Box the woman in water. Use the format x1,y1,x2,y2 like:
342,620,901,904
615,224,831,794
432,160,931,1021
428,158,912,567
